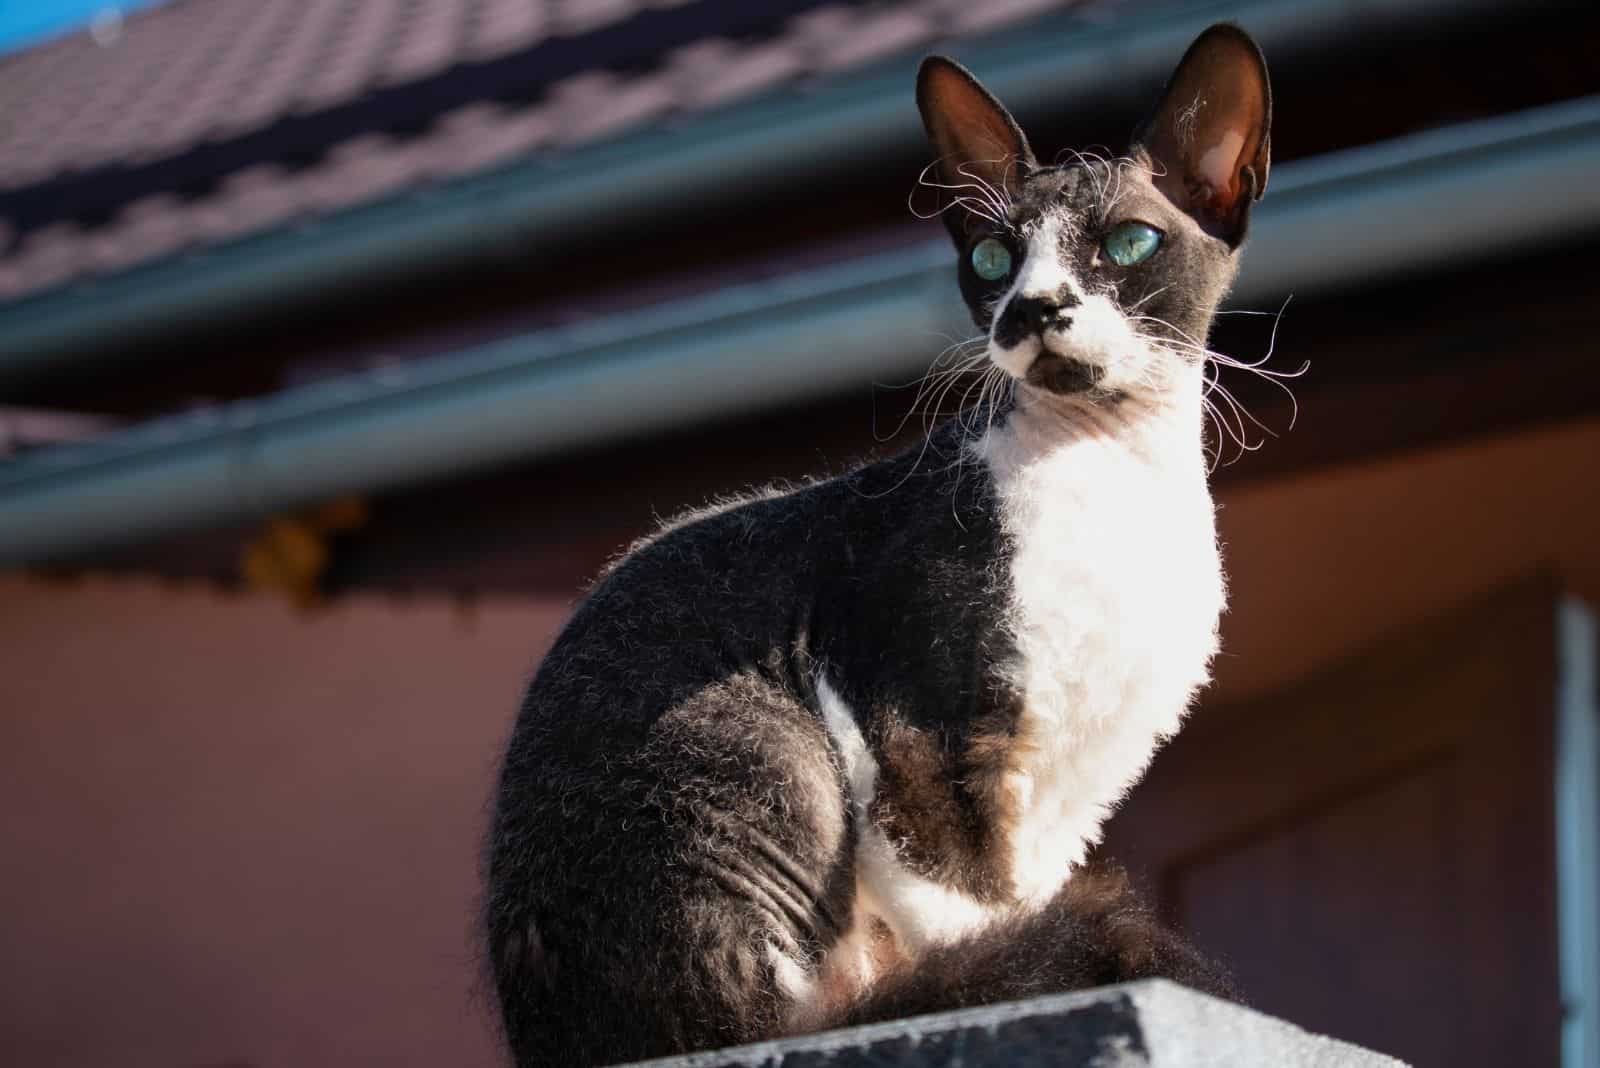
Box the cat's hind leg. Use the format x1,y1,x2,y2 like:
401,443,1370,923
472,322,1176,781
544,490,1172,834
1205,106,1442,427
487,673,857,1066
831,865,1238,1029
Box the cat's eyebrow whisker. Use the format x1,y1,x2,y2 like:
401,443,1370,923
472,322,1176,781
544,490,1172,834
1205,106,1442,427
912,189,1006,229
1109,157,1142,212
918,157,1014,227
1066,149,1109,205
1125,286,1172,313
954,159,1016,218
911,159,1011,228
1100,156,1141,215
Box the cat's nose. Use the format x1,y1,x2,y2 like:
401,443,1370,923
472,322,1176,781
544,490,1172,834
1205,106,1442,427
1013,297,1072,333
996,295,1073,347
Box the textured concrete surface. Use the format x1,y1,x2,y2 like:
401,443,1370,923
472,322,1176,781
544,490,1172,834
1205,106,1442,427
623,980,1410,1067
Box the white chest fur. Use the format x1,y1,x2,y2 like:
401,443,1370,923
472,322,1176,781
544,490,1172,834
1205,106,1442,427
979,395,1225,905
816,393,1224,977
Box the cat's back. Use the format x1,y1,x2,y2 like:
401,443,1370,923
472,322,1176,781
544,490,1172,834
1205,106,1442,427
524,425,979,716
526,477,829,714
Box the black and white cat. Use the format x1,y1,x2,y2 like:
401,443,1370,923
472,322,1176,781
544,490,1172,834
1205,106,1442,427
487,24,1272,1066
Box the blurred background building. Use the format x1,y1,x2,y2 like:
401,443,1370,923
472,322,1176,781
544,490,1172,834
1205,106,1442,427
1,0,1598,1065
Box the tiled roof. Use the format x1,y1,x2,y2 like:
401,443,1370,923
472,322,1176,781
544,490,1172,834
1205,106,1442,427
0,0,1087,306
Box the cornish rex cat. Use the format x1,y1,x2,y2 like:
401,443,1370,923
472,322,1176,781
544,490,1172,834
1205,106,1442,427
487,23,1272,1066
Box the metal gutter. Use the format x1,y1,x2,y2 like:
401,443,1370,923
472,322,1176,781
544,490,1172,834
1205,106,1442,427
3,94,1600,565
0,0,1527,386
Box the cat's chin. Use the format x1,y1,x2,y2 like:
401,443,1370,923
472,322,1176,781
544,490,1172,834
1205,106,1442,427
1023,352,1102,395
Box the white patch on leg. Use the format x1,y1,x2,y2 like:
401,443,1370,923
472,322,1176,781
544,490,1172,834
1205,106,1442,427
815,677,1004,956
817,676,875,805
767,943,816,1004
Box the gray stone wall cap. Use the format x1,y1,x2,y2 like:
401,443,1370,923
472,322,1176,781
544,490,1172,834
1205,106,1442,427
618,979,1410,1068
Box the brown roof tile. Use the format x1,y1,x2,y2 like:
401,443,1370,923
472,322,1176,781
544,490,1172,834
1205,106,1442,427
0,0,1099,308
4,224,93,298
939,0,1071,33
669,38,809,110
465,0,550,58
547,69,679,145
85,195,193,276
805,6,938,72
433,103,557,173
552,0,648,37
199,165,309,242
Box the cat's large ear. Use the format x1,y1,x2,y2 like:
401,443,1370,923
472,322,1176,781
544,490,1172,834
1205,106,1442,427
917,56,1036,246
1133,24,1271,247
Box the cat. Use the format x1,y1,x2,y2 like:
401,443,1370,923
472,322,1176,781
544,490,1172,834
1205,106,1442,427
485,23,1271,1066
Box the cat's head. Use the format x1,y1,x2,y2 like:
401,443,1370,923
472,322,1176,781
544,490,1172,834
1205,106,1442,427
917,24,1270,403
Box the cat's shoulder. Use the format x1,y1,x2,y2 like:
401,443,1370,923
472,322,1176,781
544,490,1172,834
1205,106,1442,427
595,477,821,584
593,417,987,586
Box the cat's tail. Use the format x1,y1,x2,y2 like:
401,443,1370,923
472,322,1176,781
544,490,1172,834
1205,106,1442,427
829,867,1238,1030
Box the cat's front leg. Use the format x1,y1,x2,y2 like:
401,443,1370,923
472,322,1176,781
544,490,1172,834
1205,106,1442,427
814,676,1019,957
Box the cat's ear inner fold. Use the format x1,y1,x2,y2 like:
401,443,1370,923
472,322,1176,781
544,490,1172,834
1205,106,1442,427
1133,24,1271,247
917,56,1036,245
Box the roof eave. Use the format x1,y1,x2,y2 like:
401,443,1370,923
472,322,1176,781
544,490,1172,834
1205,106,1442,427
0,0,1526,389
2,94,1599,566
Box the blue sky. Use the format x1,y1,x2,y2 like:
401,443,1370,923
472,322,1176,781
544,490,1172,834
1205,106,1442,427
0,0,169,56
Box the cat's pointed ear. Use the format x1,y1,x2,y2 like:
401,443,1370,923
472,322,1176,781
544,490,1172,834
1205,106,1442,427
1133,24,1271,247
917,56,1036,245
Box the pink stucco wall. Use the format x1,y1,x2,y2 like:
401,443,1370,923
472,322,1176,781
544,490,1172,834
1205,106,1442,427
0,579,570,1067
2,417,1598,1067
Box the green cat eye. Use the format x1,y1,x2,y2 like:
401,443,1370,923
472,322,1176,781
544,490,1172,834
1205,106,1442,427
970,237,1013,282
1103,221,1163,267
